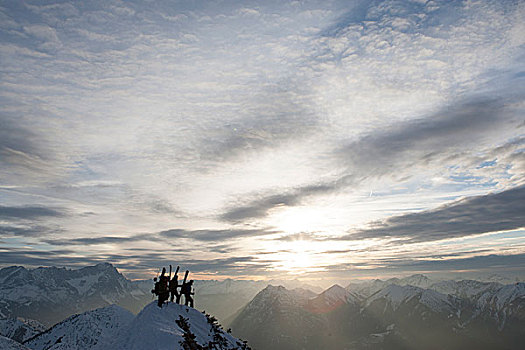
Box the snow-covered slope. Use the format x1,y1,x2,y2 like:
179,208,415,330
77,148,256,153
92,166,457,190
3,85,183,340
0,318,44,343
0,335,30,350
24,305,134,350
430,279,502,299
366,284,456,313
106,302,246,350
488,282,525,311
22,302,246,350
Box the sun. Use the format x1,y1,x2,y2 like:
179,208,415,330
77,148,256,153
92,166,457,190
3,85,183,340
271,239,322,275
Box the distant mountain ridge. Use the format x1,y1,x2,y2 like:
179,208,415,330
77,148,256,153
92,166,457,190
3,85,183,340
0,263,151,327
230,278,525,350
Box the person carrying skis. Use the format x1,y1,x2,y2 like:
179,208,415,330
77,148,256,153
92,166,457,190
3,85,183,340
181,279,194,307
169,268,181,303
156,267,170,307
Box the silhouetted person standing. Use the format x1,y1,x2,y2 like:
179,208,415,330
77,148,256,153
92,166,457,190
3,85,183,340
169,272,180,303
181,280,194,307
157,267,170,307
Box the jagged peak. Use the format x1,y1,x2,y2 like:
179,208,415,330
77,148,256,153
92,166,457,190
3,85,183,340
260,284,287,294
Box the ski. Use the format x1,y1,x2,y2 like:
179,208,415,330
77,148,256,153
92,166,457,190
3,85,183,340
182,270,189,285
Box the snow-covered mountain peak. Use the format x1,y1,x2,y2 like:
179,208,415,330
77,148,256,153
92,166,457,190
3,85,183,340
366,284,422,309
318,284,355,304
24,304,134,350
108,302,246,350
399,274,433,288
257,285,308,303
306,284,355,314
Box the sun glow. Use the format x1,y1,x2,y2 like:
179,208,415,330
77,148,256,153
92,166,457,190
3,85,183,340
268,239,324,275
270,206,342,234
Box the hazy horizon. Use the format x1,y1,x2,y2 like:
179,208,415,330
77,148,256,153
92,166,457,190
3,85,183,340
1,0,524,282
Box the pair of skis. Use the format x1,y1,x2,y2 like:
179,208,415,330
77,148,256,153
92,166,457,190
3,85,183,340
169,264,189,285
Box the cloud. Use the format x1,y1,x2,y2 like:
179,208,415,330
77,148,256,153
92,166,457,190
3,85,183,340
42,234,150,246
0,205,65,220
344,185,525,243
220,193,302,223
0,0,523,279
220,90,523,222
0,225,54,237
370,253,525,273
0,119,43,164
271,232,328,242
320,252,525,277
0,247,103,267
0,116,67,184
159,228,276,242
196,82,319,164
335,94,521,175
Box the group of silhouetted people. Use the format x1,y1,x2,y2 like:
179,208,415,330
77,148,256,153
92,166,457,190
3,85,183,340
152,265,194,308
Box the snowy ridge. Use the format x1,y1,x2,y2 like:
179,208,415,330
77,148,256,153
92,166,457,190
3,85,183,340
22,302,246,350
366,284,421,310
252,285,311,308
0,335,30,350
366,284,454,313
24,305,134,350
108,302,245,350
491,282,525,310
399,274,433,288
306,284,358,314
0,318,42,343
317,285,351,305
347,274,436,298
430,279,502,299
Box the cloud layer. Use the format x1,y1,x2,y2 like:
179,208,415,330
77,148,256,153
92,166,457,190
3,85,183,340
0,0,523,280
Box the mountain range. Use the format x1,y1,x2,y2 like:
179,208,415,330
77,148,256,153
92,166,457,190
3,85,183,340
229,279,525,350
0,263,321,328
1,264,523,349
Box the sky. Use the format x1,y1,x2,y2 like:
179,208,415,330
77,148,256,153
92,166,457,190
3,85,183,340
0,0,524,283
